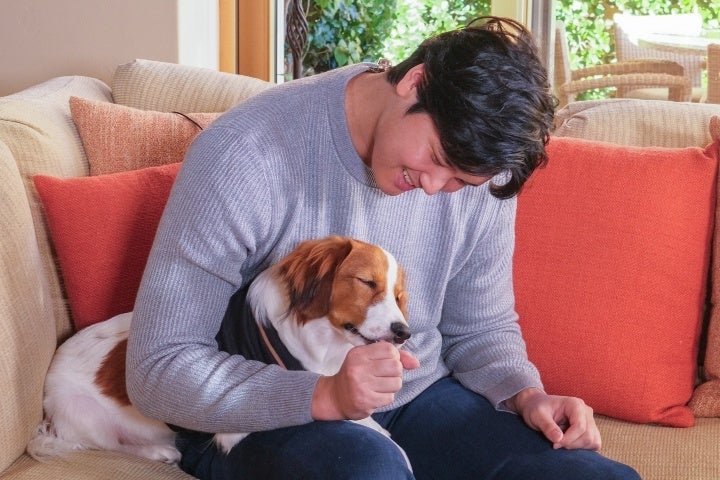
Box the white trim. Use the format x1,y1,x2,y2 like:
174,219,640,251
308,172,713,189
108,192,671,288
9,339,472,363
178,0,219,70
275,0,286,83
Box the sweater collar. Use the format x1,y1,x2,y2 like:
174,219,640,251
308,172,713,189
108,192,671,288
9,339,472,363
326,63,381,189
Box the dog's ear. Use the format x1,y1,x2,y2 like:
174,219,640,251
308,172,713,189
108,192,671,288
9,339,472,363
278,236,353,322
395,265,409,319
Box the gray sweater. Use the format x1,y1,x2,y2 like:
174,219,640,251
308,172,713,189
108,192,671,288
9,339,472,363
127,63,543,434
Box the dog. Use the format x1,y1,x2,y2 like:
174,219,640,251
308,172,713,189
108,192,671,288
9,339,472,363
27,236,412,466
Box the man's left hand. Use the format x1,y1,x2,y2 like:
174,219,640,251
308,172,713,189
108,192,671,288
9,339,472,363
506,387,602,451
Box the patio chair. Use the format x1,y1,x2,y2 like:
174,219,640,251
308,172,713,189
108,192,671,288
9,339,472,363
554,21,692,108
708,43,720,104
613,12,705,102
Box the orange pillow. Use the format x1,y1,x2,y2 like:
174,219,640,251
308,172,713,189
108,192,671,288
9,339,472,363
514,136,718,427
70,96,220,175
34,163,181,330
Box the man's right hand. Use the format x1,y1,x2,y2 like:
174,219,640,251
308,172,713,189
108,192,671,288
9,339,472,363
311,342,419,421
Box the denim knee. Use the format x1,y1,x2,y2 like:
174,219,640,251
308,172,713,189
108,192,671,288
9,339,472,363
176,421,414,480
493,448,641,480
307,424,413,480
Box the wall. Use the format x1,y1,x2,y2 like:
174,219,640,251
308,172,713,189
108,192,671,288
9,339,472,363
0,0,218,96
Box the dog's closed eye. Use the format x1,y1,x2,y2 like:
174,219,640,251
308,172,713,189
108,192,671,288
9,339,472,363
357,278,377,289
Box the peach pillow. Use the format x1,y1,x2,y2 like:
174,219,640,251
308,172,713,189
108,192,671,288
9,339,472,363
690,116,720,416
514,136,718,427
34,163,181,330
70,96,220,175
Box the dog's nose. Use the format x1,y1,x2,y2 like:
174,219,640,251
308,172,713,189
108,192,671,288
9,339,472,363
391,322,411,344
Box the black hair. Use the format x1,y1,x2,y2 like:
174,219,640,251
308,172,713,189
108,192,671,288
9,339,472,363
386,16,556,198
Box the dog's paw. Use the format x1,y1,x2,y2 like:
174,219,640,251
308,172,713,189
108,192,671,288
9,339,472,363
140,445,182,464
213,432,249,454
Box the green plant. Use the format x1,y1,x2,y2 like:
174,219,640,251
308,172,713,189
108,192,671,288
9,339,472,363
301,0,490,75
303,0,397,74
381,0,491,63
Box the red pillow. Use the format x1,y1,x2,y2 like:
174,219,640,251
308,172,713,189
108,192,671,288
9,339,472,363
514,136,718,427
34,162,181,330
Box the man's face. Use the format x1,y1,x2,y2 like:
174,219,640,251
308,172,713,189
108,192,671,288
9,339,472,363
367,108,489,196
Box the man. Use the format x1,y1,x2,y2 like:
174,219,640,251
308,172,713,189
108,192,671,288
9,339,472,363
128,16,640,479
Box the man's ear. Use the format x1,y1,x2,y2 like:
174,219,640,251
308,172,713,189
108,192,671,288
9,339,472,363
395,63,425,98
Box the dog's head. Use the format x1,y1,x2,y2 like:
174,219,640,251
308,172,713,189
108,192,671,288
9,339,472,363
275,236,410,346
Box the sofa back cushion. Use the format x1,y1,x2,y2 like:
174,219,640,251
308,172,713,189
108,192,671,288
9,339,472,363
555,100,720,421
0,76,113,340
515,136,718,426
554,98,720,147
112,59,273,113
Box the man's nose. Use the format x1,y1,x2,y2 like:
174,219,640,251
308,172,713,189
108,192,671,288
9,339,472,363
420,168,453,195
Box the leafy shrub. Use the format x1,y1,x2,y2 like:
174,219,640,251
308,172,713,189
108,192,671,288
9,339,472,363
303,0,397,74
301,0,490,75
381,0,491,63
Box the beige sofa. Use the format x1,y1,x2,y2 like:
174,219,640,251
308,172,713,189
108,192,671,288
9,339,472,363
1,59,719,479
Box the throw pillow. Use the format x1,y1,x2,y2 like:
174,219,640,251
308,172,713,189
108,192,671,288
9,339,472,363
70,96,220,175
690,116,720,416
514,136,718,427
34,162,181,330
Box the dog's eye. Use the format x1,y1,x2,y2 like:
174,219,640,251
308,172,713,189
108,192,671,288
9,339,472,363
357,278,377,289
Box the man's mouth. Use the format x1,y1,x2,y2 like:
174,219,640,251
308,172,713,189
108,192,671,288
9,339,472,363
402,168,416,188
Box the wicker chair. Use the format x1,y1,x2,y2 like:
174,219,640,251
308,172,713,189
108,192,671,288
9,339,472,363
613,13,705,102
555,21,692,108
707,43,720,104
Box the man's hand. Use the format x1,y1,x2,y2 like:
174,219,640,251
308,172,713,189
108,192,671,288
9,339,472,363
506,387,602,451
311,342,419,421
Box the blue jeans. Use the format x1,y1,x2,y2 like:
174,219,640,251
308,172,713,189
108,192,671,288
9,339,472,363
176,377,641,480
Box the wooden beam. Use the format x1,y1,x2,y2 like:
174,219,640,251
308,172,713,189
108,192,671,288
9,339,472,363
237,0,271,81
218,0,238,73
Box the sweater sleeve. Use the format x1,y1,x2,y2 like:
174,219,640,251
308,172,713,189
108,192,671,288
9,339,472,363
126,124,321,434
439,195,544,409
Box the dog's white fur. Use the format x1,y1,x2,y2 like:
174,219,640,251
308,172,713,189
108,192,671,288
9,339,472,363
27,236,411,466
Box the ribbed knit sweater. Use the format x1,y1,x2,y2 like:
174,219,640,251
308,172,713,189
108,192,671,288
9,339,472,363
127,63,543,434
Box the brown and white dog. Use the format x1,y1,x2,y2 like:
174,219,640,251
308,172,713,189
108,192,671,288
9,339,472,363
27,236,411,465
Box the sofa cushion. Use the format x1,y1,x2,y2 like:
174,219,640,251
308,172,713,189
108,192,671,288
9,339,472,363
33,163,181,330
112,59,273,113
1,451,194,479
70,96,220,175
597,415,720,479
514,136,718,427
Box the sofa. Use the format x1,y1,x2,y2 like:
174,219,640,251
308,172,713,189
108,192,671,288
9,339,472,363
1,58,720,479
